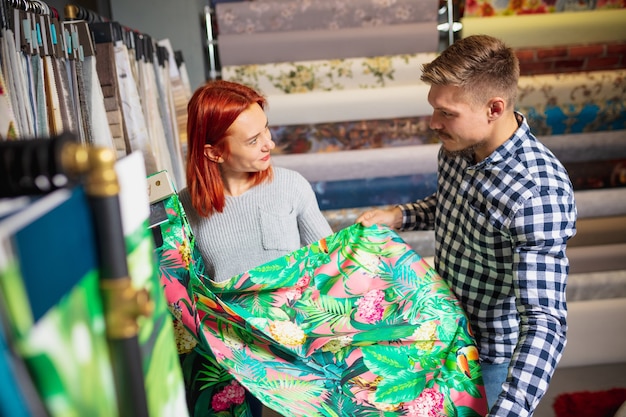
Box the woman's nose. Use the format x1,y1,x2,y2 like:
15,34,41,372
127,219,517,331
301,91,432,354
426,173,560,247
262,129,275,150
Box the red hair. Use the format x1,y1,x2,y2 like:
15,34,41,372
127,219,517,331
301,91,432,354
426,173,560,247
186,80,273,217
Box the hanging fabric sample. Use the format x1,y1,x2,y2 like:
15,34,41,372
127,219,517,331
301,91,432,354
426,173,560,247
155,192,488,416
0,152,189,417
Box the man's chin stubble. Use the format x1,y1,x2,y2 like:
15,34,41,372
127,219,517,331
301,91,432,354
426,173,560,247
441,145,476,160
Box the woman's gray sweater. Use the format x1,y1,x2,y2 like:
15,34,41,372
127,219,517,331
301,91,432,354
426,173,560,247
179,167,332,283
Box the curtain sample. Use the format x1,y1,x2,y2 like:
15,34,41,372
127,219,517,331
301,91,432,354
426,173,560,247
215,0,439,35
0,153,189,417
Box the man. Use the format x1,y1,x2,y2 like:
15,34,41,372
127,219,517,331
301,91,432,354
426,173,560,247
356,35,577,416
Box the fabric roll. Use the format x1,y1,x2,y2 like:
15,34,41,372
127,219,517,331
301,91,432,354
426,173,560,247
216,0,438,35
137,58,176,182
31,55,49,138
218,23,439,66
9,39,35,138
568,244,626,276
311,172,438,211
541,130,626,163
270,115,437,154
152,52,186,192
574,188,626,219
273,144,440,182
516,70,626,136
95,42,130,158
564,158,626,191
83,56,115,150
69,60,93,145
266,83,432,126
463,0,623,16
461,9,626,49
222,52,438,95
43,56,63,136
158,39,192,169
53,57,78,142
0,61,18,140
113,42,158,176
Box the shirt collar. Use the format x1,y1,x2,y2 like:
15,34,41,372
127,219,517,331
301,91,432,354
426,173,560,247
471,111,529,169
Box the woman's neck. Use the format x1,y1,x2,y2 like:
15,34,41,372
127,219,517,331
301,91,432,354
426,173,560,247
223,174,253,197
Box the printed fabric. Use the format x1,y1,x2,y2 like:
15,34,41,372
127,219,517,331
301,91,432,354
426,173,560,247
156,193,488,416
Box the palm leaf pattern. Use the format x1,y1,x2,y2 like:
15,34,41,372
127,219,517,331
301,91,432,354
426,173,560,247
157,194,488,416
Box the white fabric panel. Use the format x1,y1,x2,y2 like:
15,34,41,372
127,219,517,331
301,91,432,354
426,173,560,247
272,144,440,182
266,84,432,125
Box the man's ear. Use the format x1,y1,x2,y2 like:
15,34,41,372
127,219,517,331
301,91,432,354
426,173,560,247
488,98,506,120
204,144,224,163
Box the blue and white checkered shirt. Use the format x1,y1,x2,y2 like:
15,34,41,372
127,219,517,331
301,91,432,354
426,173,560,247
399,114,577,416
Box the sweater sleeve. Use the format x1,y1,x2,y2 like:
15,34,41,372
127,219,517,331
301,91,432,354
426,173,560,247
290,171,333,245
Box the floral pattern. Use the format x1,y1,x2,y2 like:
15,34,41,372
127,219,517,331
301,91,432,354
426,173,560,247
463,0,624,17
157,193,488,416
517,70,626,136
222,53,436,94
269,116,438,154
215,0,438,35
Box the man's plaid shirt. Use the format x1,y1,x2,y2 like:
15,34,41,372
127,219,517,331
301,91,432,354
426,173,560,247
399,114,577,416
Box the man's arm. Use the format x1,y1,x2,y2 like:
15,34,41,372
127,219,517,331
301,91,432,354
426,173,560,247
490,190,576,416
356,193,437,231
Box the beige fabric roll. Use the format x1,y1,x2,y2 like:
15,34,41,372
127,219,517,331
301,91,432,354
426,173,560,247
461,9,626,49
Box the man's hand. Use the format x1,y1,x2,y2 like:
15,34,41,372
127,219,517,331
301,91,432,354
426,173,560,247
355,207,403,229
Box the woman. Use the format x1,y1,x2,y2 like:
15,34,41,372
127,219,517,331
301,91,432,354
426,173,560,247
177,80,332,416
179,80,332,283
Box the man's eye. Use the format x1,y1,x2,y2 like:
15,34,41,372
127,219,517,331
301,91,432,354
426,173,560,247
249,138,258,145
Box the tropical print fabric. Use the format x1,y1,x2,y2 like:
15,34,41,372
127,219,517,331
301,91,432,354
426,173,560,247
157,193,488,416
0,184,189,417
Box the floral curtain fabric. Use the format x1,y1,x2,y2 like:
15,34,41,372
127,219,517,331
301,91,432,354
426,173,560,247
157,193,488,416
463,0,624,17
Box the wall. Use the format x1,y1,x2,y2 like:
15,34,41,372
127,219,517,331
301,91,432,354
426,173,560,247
517,40,626,76
109,0,209,91
42,0,207,91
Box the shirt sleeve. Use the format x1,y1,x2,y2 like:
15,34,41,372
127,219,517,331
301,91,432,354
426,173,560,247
491,188,577,416
398,193,437,231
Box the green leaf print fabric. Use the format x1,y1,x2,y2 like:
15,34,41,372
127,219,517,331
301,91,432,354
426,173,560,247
158,193,488,417
0,184,189,417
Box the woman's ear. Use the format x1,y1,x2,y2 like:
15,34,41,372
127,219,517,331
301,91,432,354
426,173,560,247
204,144,224,163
